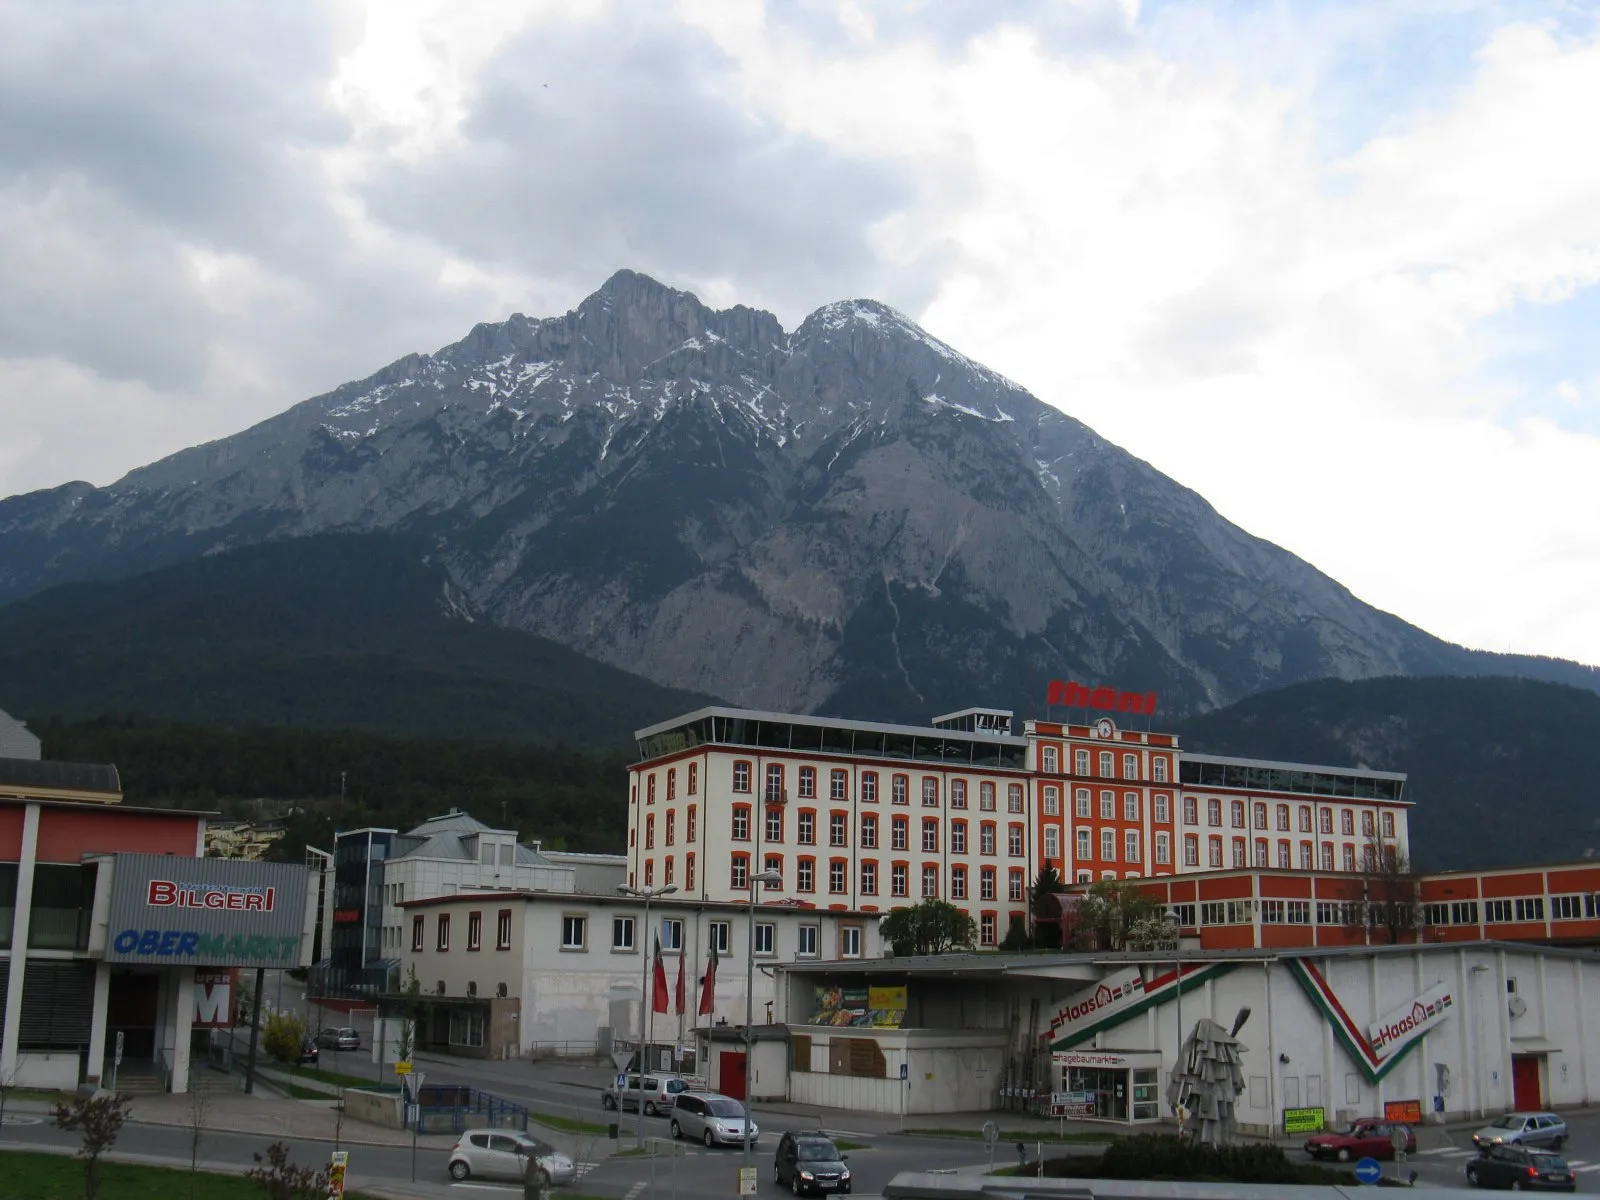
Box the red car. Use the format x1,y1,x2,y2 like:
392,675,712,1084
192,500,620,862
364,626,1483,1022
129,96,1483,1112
1304,1118,1416,1162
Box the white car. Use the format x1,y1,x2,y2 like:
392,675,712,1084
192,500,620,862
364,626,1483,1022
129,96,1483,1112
668,1092,760,1148
447,1129,575,1184
1470,1111,1568,1152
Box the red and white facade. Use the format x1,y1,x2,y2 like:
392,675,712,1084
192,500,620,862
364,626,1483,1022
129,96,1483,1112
627,702,1415,948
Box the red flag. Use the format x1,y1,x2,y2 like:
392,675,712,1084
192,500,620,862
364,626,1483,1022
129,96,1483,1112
674,944,687,1014
651,935,670,1014
697,939,719,1015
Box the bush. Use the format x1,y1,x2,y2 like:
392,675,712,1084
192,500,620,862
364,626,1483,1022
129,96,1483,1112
1041,1134,1358,1186
262,1012,308,1066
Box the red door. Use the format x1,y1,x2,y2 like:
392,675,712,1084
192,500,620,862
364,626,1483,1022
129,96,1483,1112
720,1051,747,1101
1512,1056,1542,1111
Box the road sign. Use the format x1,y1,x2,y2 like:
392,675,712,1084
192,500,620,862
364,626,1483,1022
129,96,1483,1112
393,1061,412,1075
616,1072,628,1090
1389,1126,1410,1158
982,1120,999,1145
1354,1157,1382,1186
737,1165,758,1195
114,1031,124,1067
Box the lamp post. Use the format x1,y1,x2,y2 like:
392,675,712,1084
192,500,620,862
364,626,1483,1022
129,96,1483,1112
617,883,677,1148
744,869,783,1172
1164,911,1184,1126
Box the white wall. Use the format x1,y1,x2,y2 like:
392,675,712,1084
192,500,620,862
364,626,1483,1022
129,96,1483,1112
787,1029,1008,1114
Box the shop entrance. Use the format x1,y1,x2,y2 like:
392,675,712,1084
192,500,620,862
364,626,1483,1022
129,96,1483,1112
1067,1067,1127,1120
1054,1050,1164,1123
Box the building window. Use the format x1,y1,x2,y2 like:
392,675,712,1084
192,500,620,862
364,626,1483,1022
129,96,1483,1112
980,822,995,855
1152,757,1168,783
1515,897,1545,922
950,779,967,809
1298,805,1312,833
980,782,996,811
891,864,908,897
560,915,585,950
645,815,655,849
1276,840,1290,869
1360,809,1374,837
1154,832,1170,865
766,764,785,803
1154,794,1169,823
764,807,783,842
733,761,751,792
950,820,967,854
1232,838,1246,868
1007,824,1023,856
1042,746,1058,773
1288,900,1311,924
1341,845,1355,872
1299,842,1313,870
1207,798,1221,826
1122,752,1138,778
1554,894,1587,920
1254,839,1267,867
1043,826,1060,861
666,769,676,801
797,858,815,892
467,911,482,951
688,762,698,795
647,775,656,804
1253,803,1267,830
798,809,816,844
708,921,730,955
1101,829,1116,861
1183,796,1197,825
411,915,425,952
980,913,996,945
1008,869,1024,902
754,923,775,956
862,772,878,802
860,814,878,849
1123,792,1139,821
1077,828,1092,860
1275,804,1289,832
643,860,653,886
1230,800,1245,828
1200,902,1225,925
1340,809,1354,836
829,860,846,893
860,860,878,894
831,769,848,800
830,813,847,847
1382,811,1395,838
1183,834,1198,866
1208,836,1223,868
798,766,816,799
686,854,696,891
731,855,749,890
1074,749,1090,774
798,925,819,957
665,811,676,846
892,774,908,805
1125,830,1141,863
686,805,698,843
922,777,939,806
1008,784,1024,813
1099,751,1114,776
922,818,939,853
666,857,677,886
1485,899,1513,923
731,805,750,841
764,854,782,884
1261,899,1285,924
661,918,683,950
892,816,909,851
922,865,938,898
1100,790,1115,820
1320,843,1334,871
951,865,968,899
980,867,996,900
1077,788,1092,818
1319,807,1333,834
840,926,862,959
1043,786,1059,816
436,914,451,951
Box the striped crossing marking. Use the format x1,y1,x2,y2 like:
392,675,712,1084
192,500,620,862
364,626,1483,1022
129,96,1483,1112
623,1184,647,1200
1572,1163,1600,1174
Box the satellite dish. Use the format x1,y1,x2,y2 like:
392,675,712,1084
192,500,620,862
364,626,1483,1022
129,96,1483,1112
1507,994,1528,1018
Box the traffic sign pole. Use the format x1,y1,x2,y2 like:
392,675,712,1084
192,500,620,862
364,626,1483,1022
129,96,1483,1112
1355,1156,1383,1186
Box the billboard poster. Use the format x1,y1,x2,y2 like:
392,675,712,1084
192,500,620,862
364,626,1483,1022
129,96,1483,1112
809,984,906,1028
106,853,310,969
1044,969,1146,1041
1283,1106,1325,1134
1367,982,1455,1062
193,968,238,1028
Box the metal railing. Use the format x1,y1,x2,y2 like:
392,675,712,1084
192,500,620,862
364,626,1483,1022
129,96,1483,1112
526,1039,600,1060
409,1086,531,1134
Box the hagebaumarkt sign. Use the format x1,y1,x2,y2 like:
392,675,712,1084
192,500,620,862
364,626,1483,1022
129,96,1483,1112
106,853,310,968
1045,969,1146,1040
1367,982,1455,1062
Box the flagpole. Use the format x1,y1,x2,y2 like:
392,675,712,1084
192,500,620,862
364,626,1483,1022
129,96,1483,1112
617,882,676,1150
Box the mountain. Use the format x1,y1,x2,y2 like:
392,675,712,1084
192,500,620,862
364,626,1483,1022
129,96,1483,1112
2,269,1595,721
0,533,713,744
1174,675,1600,870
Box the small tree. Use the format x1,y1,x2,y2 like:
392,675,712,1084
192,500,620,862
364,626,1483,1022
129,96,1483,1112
393,963,431,1062
248,1141,331,1200
263,1012,308,1066
1346,833,1421,945
0,1062,21,1143
999,913,1031,951
1073,880,1164,951
1030,865,1068,949
880,898,978,956
52,1091,132,1200
187,1073,209,1200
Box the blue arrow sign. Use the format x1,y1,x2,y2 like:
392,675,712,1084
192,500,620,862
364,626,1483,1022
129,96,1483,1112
1354,1157,1382,1185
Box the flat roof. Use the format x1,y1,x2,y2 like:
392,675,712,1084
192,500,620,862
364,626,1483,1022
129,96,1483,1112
399,889,885,919
1183,751,1406,783
634,705,1028,747
0,756,121,797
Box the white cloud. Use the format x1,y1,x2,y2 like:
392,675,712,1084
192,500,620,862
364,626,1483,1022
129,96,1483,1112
1,0,1598,668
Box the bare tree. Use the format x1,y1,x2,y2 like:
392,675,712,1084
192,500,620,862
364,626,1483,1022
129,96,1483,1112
0,1062,21,1141
186,1074,208,1200
248,1141,330,1200
52,1091,132,1200
1344,832,1421,945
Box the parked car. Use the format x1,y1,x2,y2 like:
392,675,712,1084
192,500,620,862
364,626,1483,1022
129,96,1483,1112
315,1027,361,1051
299,1038,319,1065
1472,1113,1569,1152
601,1073,688,1116
1304,1117,1416,1161
1465,1144,1576,1192
447,1130,575,1185
668,1092,759,1148
774,1130,852,1195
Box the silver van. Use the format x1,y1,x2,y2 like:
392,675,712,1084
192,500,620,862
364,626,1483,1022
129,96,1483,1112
668,1091,759,1147
601,1072,688,1116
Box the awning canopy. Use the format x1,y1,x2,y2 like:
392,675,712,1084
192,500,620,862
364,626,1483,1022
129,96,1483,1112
1511,1036,1562,1055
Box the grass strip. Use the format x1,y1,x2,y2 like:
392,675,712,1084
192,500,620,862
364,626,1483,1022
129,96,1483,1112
280,1063,386,1089
0,1149,385,1199
902,1126,1108,1144
526,1109,613,1136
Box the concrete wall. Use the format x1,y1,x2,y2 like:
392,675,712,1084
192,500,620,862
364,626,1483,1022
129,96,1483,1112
787,1028,1008,1114
344,1087,405,1130
14,1050,80,1089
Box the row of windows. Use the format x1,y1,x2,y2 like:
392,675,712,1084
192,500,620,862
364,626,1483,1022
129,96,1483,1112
1038,745,1170,783
560,914,861,959
707,853,1031,902
1180,835,1389,873
725,810,1029,856
1423,895,1600,926
1181,797,1398,839
1065,827,1170,865
411,909,514,953
1064,789,1172,822
728,762,1028,810
640,763,701,803
640,807,699,849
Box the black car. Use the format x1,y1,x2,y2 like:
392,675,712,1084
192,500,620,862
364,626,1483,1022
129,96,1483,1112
299,1038,319,1065
1465,1144,1576,1192
774,1131,851,1196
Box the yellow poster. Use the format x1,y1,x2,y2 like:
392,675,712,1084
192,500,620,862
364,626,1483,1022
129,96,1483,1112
868,986,907,1027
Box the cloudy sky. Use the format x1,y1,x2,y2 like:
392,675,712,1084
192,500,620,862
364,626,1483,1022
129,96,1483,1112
3,0,1598,666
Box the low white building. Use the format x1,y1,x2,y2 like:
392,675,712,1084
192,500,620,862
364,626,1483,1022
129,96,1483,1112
774,941,1600,1129
399,889,883,1063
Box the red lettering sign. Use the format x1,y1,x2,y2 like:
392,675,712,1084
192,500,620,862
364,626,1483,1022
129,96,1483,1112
1045,680,1159,716
147,879,276,912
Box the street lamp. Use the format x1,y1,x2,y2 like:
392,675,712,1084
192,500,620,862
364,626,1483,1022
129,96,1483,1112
744,869,783,1172
617,883,677,1148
